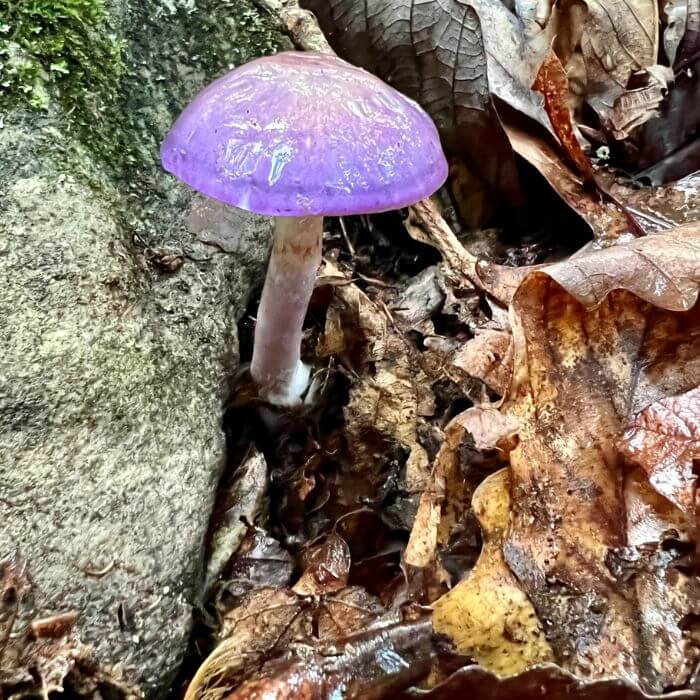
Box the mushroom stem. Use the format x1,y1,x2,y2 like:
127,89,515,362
251,215,323,405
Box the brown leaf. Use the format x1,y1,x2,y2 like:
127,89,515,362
620,387,700,512
608,66,674,140
319,262,432,491
186,587,309,700
478,222,700,310
502,261,700,690
505,123,634,243
206,446,269,592
398,663,700,699
227,619,434,700
451,330,514,396
580,0,658,119
405,407,518,571
293,534,352,596
433,469,553,675
533,50,594,181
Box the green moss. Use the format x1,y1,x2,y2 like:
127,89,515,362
1,0,285,205
0,0,125,112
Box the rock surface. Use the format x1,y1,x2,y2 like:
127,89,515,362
0,1,285,694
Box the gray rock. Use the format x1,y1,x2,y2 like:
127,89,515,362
0,0,286,694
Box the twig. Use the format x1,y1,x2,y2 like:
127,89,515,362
253,0,334,54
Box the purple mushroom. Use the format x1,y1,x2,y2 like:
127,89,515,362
161,51,448,405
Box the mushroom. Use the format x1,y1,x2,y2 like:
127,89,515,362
161,51,448,405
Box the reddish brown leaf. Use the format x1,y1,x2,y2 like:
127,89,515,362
226,620,433,700
533,50,594,181
620,387,700,512
293,534,351,596
502,267,700,690
478,222,700,310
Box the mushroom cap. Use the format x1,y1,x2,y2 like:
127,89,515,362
161,51,448,217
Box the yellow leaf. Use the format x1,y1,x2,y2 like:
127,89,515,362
432,469,552,675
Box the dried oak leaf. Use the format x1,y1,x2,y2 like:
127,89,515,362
433,468,553,675
501,228,700,691
478,221,700,308
299,0,546,205
405,407,518,572
619,386,700,512
451,330,514,396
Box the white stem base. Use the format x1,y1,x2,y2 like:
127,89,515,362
250,216,323,406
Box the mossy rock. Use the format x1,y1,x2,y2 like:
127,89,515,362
0,1,286,695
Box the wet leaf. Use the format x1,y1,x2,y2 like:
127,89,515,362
478,221,700,309
293,534,352,596
228,619,434,700
187,587,309,700
533,50,594,181
399,663,700,698
433,469,553,674
619,386,700,512
217,526,294,604
580,0,658,120
501,250,700,690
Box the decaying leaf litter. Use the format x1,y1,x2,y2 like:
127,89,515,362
192,0,700,698
4,0,699,697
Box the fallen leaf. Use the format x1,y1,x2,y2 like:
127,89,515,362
450,330,514,396
619,386,700,512
319,262,432,491
501,246,700,689
625,54,700,182
580,0,658,120
663,0,700,67
216,526,293,604
608,66,674,140
404,199,478,284
405,407,518,571
478,221,700,309
186,587,308,700
293,534,351,596
505,123,634,243
399,663,700,698
533,50,594,181
206,446,269,592
433,468,553,675
228,619,434,700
